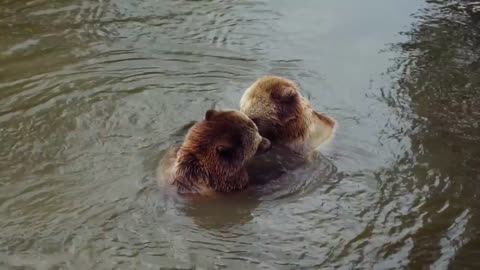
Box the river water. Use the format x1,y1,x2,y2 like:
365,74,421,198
1,0,480,269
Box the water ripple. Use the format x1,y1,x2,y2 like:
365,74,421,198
2,0,479,269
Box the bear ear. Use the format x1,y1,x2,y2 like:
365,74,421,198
205,109,218,120
271,86,297,103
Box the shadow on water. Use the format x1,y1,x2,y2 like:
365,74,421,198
247,147,338,201
180,153,337,230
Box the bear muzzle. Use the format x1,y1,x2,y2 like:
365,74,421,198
256,137,272,155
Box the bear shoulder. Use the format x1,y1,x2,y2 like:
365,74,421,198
157,145,215,195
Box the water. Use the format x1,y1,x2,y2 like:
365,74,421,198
1,0,480,269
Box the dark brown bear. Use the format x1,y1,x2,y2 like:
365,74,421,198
158,109,271,195
240,75,336,155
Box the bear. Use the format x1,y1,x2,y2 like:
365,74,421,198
158,109,271,196
240,75,336,156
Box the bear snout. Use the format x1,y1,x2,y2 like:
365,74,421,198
256,137,272,155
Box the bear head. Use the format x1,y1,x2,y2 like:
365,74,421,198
240,75,308,144
175,109,271,192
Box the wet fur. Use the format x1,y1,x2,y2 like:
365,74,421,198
158,110,270,195
240,75,336,155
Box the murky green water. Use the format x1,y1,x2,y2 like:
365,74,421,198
1,0,480,269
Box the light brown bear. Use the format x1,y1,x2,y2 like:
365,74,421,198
158,109,271,195
240,75,336,155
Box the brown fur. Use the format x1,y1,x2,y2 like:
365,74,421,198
158,110,271,195
240,75,336,154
